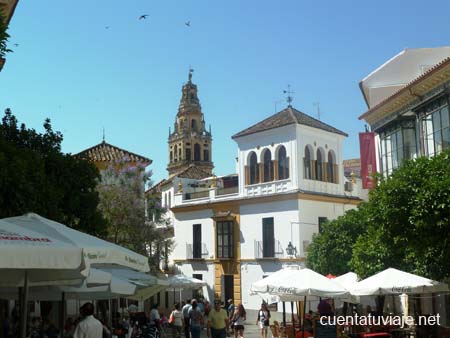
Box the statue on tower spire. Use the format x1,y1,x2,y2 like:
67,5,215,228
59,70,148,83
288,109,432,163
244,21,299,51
188,68,194,83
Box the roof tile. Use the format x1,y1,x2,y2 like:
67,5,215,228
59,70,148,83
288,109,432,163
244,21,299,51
232,106,348,138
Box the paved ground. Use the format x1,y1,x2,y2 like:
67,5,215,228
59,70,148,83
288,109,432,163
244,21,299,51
161,324,263,338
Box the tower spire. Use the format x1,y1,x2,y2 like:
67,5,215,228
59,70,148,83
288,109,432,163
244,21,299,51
188,67,194,83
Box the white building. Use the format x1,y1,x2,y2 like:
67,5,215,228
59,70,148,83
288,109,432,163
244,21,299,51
156,77,363,312
359,47,450,176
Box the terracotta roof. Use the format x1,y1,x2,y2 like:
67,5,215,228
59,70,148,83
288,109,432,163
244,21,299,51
147,165,211,192
75,141,152,165
232,106,348,139
146,179,167,195
359,56,450,120
177,164,211,180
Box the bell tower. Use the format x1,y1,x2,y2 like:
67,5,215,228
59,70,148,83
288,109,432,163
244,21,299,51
167,70,214,177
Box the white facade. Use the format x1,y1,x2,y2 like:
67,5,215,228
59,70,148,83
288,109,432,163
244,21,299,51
159,107,363,311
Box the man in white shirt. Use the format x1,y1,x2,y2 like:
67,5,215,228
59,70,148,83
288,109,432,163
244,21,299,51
182,299,192,338
73,302,103,338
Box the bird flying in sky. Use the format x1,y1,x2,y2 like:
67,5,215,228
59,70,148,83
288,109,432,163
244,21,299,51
139,14,149,20
185,21,191,27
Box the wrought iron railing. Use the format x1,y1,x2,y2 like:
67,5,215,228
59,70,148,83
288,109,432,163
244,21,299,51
254,240,284,258
186,243,209,259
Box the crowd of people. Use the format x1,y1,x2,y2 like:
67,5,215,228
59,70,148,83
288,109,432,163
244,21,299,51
2,298,272,338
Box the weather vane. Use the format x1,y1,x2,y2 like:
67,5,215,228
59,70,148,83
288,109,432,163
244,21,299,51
283,85,294,107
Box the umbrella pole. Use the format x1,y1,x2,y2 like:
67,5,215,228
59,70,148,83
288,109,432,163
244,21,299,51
60,292,66,338
301,296,306,338
282,302,286,326
109,296,112,328
173,289,176,305
19,271,29,338
291,301,294,325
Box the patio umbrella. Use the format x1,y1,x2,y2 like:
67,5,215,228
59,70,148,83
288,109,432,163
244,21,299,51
166,274,207,302
251,266,348,300
251,267,348,338
0,216,88,338
349,268,449,296
5,213,150,272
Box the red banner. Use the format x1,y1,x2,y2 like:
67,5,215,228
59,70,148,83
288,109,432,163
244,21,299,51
359,132,377,189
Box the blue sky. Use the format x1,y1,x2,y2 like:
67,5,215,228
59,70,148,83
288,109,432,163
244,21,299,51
2,0,450,183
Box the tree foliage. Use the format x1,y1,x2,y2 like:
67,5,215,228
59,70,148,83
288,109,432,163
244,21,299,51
306,207,368,275
0,13,12,57
0,108,107,236
307,149,450,281
97,159,173,271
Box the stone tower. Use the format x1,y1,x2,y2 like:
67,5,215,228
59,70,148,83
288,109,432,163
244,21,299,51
167,70,214,177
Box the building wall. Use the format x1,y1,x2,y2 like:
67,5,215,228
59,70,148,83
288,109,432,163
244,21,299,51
240,199,299,259
172,209,215,260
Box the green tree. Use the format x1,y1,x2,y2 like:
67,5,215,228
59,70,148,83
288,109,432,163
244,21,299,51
0,108,107,236
306,207,368,275
97,159,173,271
307,149,450,282
351,150,450,280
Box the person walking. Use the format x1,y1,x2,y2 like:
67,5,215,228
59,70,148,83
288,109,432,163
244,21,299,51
170,303,184,338
207,300,229,338
188,300,204,338
231,304,246,338
256,303,270,338
182,299,192,338
73,303,103,338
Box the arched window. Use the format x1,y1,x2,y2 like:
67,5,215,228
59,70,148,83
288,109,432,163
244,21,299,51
316,149,324,181
191,119,197,132
203,149,209,161
304,146,312,179
194,143,201,161
263,149,274,182
170,151,173,162
174,145,178,161
168,191,171,208
327,151,336,183
249,152,259,185
277,146,289,180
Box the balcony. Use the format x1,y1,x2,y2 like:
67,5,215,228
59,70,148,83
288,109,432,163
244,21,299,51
254,240,284,259
216,186,239,196
184,190,209,200
245,179,290,197
186,243,209,259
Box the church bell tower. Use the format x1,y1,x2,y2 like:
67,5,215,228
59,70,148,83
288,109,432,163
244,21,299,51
167,70,214,177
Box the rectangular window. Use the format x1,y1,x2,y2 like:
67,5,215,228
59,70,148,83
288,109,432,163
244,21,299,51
380,120,417,176
318,217,328,233
193,224,202,259
262,217,275,258
217,221,234,258
192,274,203,299
419,98,449,158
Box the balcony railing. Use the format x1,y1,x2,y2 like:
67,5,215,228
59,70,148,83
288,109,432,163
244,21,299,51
186,243,209,259
254,240,284,259
216,186,239,196
184,190,209,200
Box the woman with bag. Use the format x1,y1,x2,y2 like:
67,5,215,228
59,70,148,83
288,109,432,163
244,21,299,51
256,303,270,338
231,304,246,338
169,303,184,338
